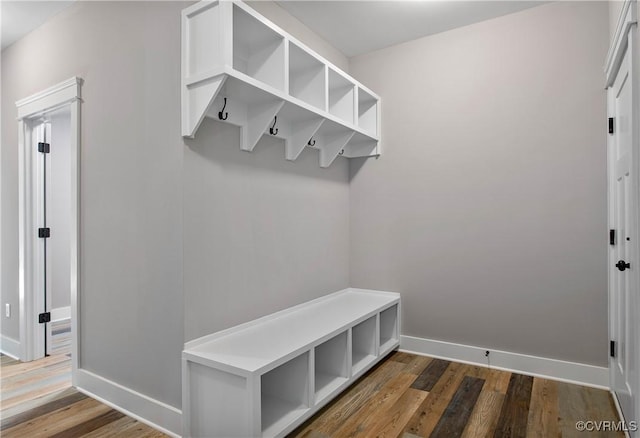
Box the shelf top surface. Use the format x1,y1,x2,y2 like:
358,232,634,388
184,288,398,373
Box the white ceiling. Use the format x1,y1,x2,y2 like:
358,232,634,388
276,1,544,57
1,1,544,55
1,1,75,51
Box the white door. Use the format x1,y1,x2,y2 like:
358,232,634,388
608,41,639,429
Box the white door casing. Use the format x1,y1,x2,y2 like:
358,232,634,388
16,77,81,385
606,1,639,432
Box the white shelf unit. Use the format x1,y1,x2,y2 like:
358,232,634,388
182,288,400,438
182,0,381,167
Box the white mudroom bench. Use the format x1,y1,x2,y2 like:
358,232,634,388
182,288,400,437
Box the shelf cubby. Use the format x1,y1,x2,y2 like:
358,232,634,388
233,4,285,92
328,68,355,125
358,87,378,136
289,43,326,111
379,305,399,354
261,352,310,436
351,315,377,375
314,331,348,404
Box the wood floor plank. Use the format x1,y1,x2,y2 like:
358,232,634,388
461,390,505,438
366,388,428,438
390,352,415,364
411,358,450,392
48,409,126,438
557,382,624,438
430,375,485,438
81,417,152,438
526,378,559,438
1,391,87,430
330,372,417,438
291,360,407,437
404,362,469,437
493,374,534,438
1,397,110,438
484,369,512,394
0,379,72,411
1,355,70,379
402,355,433,376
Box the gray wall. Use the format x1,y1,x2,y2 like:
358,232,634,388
184,2,350,342
1,1,185,407
349,1,610,366
50,110,71,311
1,0,350,409
183,124,350,341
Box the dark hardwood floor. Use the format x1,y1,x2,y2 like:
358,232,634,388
1,351,623,437
290,351,623,438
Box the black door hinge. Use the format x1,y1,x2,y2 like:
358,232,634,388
610,229,616,245
38,142,50,153
38,227,50,238
610,340,616,358
609,118,615,134
39,312,51,324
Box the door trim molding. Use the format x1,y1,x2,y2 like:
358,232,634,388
605,0,637,87
401,335,609,389
16,78,82,386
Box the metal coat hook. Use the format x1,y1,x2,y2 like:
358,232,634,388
269,117,278,135
218,98,228,120
339,149,344,155
307,138,315,147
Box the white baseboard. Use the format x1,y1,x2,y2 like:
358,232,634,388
1,334,21,360
76,369,182,437
401,335,609,389
51,306,71,322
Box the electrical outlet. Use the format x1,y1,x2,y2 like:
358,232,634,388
5,303,10,318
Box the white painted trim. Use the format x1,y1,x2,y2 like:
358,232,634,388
400,335,609,389
0,334,21,360
605,0,637,87
50,306,70,322
16,77,81,386
16,77,82,119
610,390,633,438
76,369,182,437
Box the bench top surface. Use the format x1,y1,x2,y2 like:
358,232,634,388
183,288,399,373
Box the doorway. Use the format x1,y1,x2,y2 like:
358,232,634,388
16,77,81,386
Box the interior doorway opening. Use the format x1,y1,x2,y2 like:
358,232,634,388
17,77,81,387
